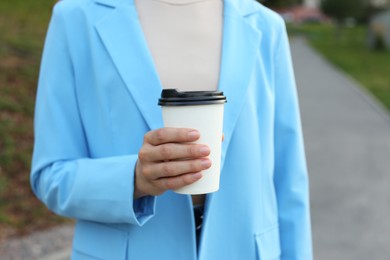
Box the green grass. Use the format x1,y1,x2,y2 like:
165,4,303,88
0,0,70,242
288,23,390,111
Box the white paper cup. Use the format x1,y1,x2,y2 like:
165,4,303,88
158,89,227,194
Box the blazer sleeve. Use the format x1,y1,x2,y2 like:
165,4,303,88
272,20,313,259
30,4,156,226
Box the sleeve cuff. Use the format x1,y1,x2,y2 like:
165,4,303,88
132,195,157,226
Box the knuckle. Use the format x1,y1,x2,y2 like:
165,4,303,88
189,161,200,172
138,149,147,161
155,128,166,143
160,145,173,159
144,131,153,144
190,145,205,157
187,145,196,157
162,163,173,177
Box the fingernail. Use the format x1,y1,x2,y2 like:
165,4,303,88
188,130,199,139
200,146,210,156
192,173,202,180
200,159,212,168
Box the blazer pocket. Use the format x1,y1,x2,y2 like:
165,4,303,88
72,221,128,260
254,224,281,260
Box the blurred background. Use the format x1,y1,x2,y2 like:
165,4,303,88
0,0,68,241
0,0,389,259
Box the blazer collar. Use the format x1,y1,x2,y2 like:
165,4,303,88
94,0,263,162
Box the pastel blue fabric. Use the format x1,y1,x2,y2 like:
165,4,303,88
31,0,313,259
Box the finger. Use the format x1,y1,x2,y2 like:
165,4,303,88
156,172,203,191
145,128,200,146
222,133,225,142
147,143,210,162
146,159,211,179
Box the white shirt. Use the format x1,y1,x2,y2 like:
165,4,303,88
135,0,223,91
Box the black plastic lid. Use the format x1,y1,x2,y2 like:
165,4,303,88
158,89,227,106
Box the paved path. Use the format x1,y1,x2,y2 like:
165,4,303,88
0,224,73,260
292,37,390,260
1,38,390,260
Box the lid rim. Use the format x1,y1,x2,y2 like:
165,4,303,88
158,100,227,106
158,89,227,106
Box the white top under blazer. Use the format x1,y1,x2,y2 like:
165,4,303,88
135,0,223,91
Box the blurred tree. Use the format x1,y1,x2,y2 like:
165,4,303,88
320,0,368,24
321,0,390,24
259,0,303,8
361,0,390,23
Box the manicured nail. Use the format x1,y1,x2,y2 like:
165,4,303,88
188,130,199,139
200,146,210,156
192,173,202,180
200,159,212,168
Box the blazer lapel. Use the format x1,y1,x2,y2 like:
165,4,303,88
200,1,262,256
94,0,163,130
218,0,262,169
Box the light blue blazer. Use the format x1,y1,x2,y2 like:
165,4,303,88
31,0,312,259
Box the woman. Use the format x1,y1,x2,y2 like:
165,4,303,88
31,0,312,259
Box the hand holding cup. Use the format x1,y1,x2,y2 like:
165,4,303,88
134,127,212,199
